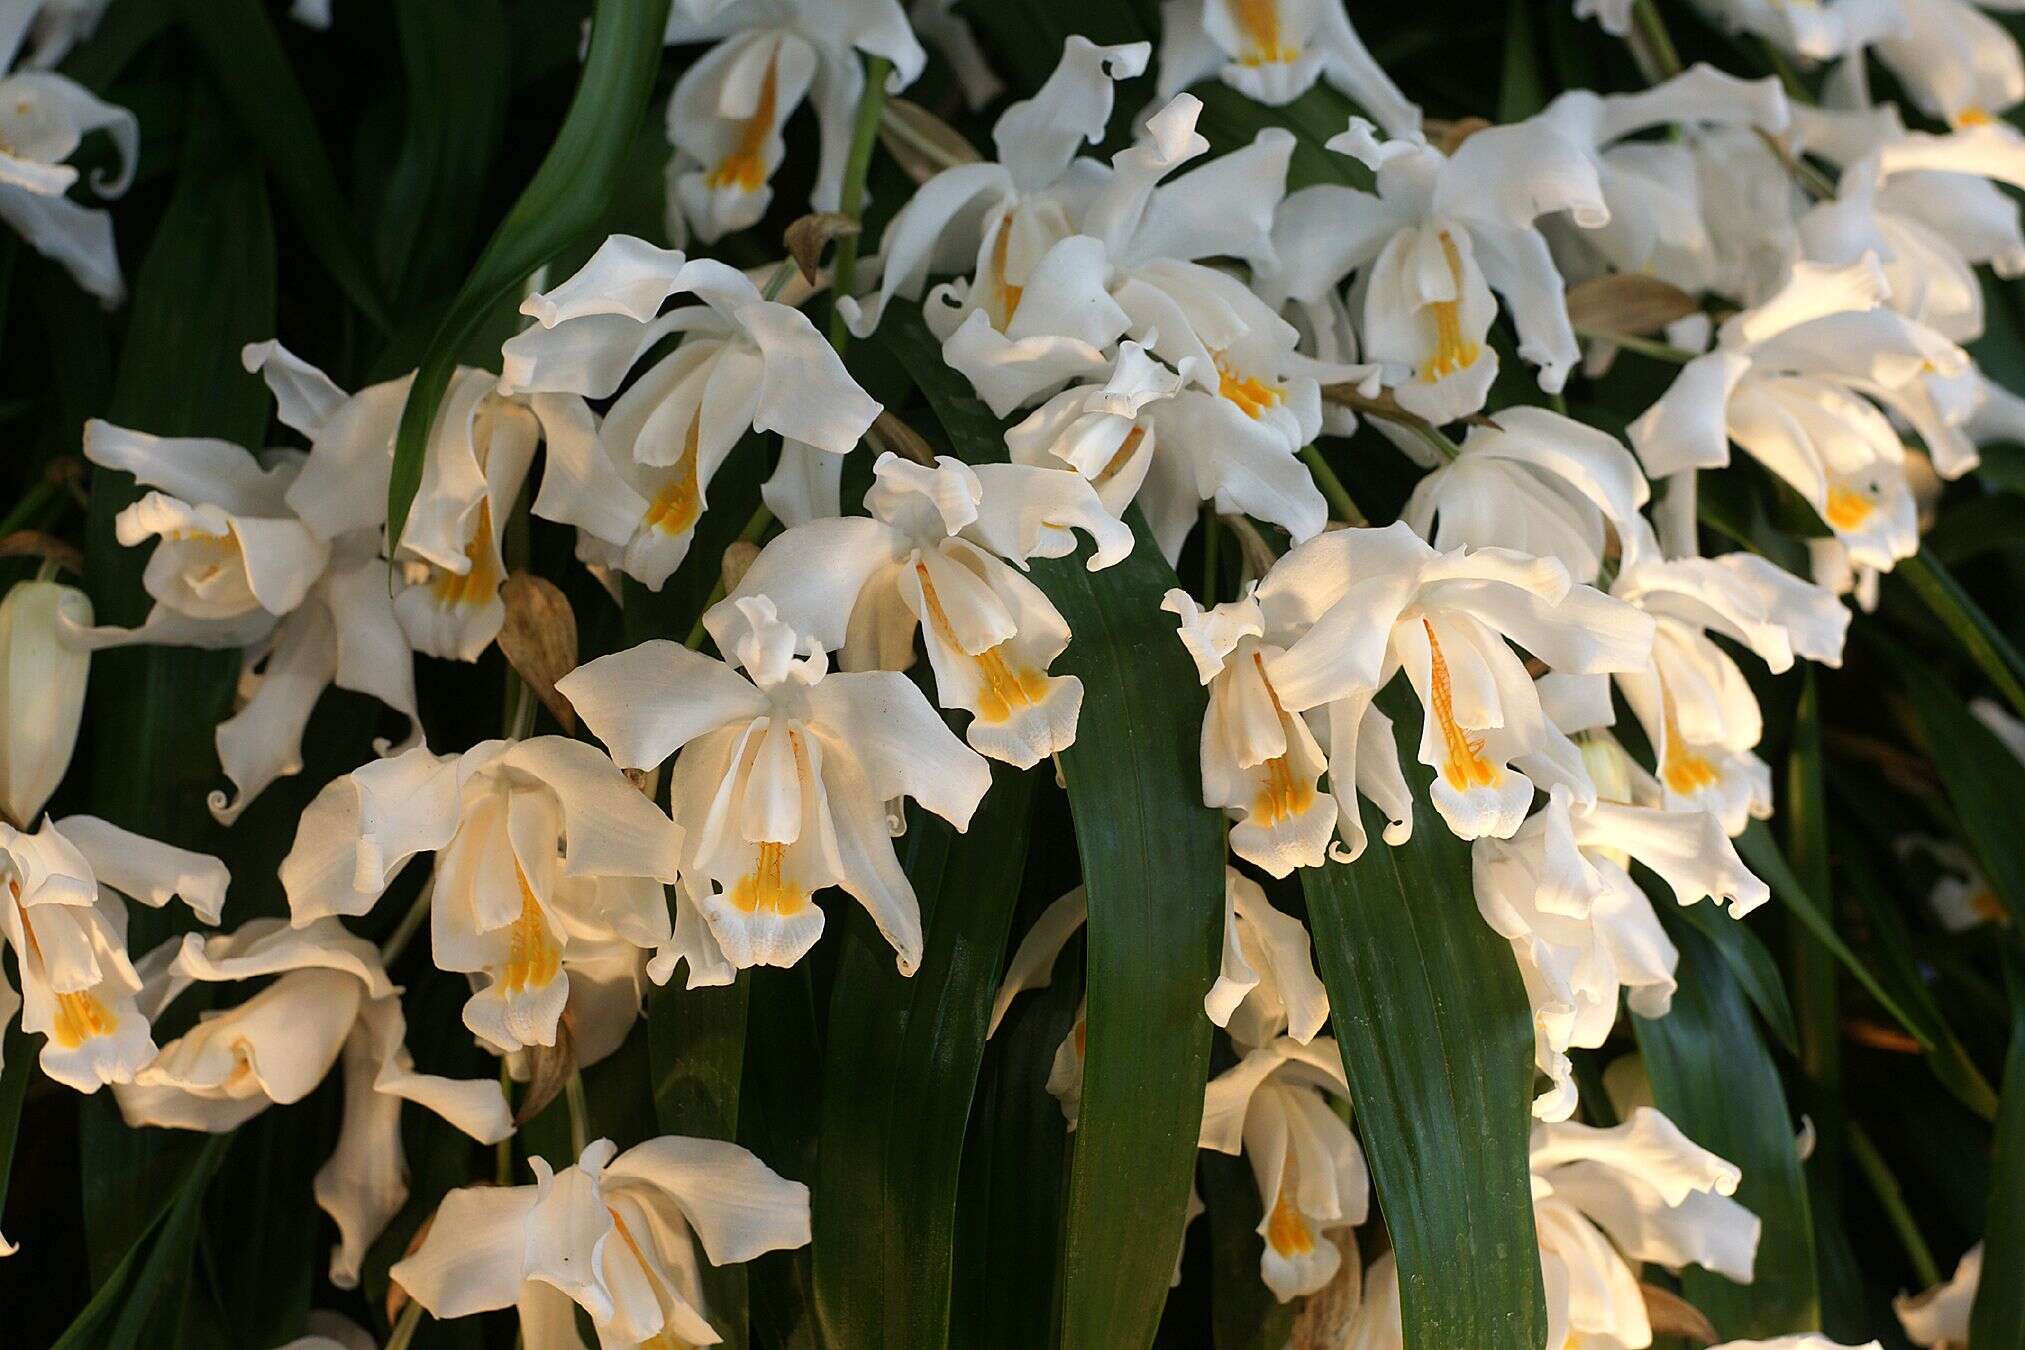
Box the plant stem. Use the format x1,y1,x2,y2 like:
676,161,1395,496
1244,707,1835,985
0,474,61,538
378,873,436,965
1300,446,1367,526
1572,325,1699,364
760,257,796,301
1631,0,1683,80
684,502,776,650
565,1069,591,1158
384,1299,425,1350
1848,1122,1942,1290
497,1060,516,1185
826,54,892,351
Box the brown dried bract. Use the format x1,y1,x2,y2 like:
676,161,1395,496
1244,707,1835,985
1565,273,1700,337
1640,1281,1718,1344
786,211,861,286
499,570,579,734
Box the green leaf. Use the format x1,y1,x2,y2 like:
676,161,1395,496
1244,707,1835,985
1032,516,1226,1350
174,0,391,331
881,294,1224,1348
742,965,824,1350
1734,823,1934,1052
812,763,1034,1348
1970,942,2025,1350
948,900,1079,1350
385,0,671,552
52,1133,232,1350
1634,909,1820,1339
1499,0,1548,121
1895,550,2025,722
1671,899,1799,1057
0,1023,29,1237
1300,684,1547,1350
376,0,510,306
1204,1150,1295,1350
881,305,1223,1348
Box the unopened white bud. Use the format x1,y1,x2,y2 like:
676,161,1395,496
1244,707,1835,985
0,579,92,827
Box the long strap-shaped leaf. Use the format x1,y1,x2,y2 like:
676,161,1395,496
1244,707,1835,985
385,0,670,551
175,0,391,331
1971,943,2025,1349
1635,909,1820,1338
1896,551,2025,721
813,764,1035,1348
880,298,1224,1346
1299,685,1546,1350
1032,520,1226,1350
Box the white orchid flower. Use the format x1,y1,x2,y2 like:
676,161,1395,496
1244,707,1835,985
109,917,513,1286
1630,256,1975,573
1684,0,1904,62
842,35,1151,340
1531,1109,1761,1350
70,408,424,822
926,92,1302,418
1895,1240,1979,1348
1198,1035,1369,1302
1602,523,1848,832
1153,0,1419,129
1573,0,1635,34
1401,406,1650,585
1532,66,1790,298
708,452,1130,767
1252,521,1654,845
500,238,882,587
1897,834,2003,931
1793,110,2025,388
243,340,551,662
392,1135,810,1348
281,736,685,1054
0,814,225,1093
1269,113,1608,424
1874,0,2025,128
1162,586,1339,876
661,0,925,243
1474,785,1769,1121
0,578,91,829
987,886,1089,1124
1206,867,1329,1046
0,69,135,305
560,597,992,976
1715,1339,1882,1349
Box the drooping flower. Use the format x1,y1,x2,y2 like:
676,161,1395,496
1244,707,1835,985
559,597,992,974
281,737,686,1055
1474,784,1769,1120
0,814,225,1093
0,64,135,305
1529,1109,1761,1350
1872,0,2025,129
1629,256,1974,576
661,0,926,243
1252,521,1654,844
110,917,513,1286
1269,112,1610,423
1206,868,1329,1047
392,1136,810,1347
1682,0,1904,63
1400,405,1650,585
707,452,1131,767
1198,1034,1369,1301
500,238,882,585
69,409,423,823
243,340,552,663
1152,0,1419,129
0,578,91,829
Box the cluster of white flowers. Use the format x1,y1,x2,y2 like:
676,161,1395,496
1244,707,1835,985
0,0,2014,1343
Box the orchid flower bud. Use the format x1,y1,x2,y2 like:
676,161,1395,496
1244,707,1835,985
0,578,91,828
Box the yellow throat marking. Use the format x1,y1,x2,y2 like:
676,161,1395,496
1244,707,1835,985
1216,353,1284,420
644,414,705,538
1823,484,1876,532
502,862,562,995
915,562,1047,724
707,52,779,192
10,878,118,1049
1424,619,1499,791
430,496,504,608
1658,682,1722,796
1420,231,1481,383
990,221,1024,328
1248,652,1313,826
1229,0,1299,65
